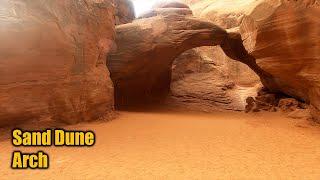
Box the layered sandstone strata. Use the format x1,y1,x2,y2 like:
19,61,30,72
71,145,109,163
182,0,320,120
0,0,115,126
239,0,320,121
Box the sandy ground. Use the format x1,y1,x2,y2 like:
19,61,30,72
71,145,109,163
0,110,320,179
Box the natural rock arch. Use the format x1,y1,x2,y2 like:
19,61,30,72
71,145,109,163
107,13,274,108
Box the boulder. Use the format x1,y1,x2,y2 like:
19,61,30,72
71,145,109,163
278,98,300,113
244,90,312,120
0,0,115,126
245,95,277,113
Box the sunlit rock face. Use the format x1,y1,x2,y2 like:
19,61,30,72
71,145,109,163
0,0,115,126
239,0,320,120
169,0,261,111
115,0,135,24
153,0,190,8
137,0,193,19
181,0,261,86
131,0,189,17
183,0,320,119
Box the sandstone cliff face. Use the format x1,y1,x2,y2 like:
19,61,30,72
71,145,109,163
115,0,135,25
183,0,320,119
0,0,115,126
239,0,320,120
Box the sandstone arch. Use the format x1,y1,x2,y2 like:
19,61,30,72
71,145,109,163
107,12,272,108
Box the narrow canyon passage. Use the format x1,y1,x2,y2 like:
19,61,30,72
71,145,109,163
0,0,318,179
1,110,320,179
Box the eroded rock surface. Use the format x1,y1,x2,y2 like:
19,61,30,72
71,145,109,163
170,0,262,111
108,12,229,108
108,4,271,109
245,88,312,120
115,0,135,25
153,0,190,9
240,0,320,120
181,0,320,119
0,0,115,126
138,0,193,19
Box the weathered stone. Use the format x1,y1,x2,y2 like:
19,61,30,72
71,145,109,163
138,7,193,19
0,0,115,126
287,109,311,120
182,0,320,119
153,1,190,9
278,98,300,113
108,13,229,108
310,105,320,123
240,0,320,119
245,97,255,113
109,9,273,110
115,0,135,25
171,0,262,111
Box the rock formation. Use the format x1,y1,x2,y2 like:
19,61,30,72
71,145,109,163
108,4,269,109
170,0,261,111
115,0,135,25
182,0,320,120
0,0,115,126
138,0,193,19
1,0,318,126
239,0,320,121
153,1,190,9
108,13,226,107
245,88,312,120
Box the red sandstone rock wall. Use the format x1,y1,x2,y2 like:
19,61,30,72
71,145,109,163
240,0,320,120
181,0,320,120
0,0,115,126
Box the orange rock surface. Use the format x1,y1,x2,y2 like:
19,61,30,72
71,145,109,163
0,0,115,126
240,0,320,120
